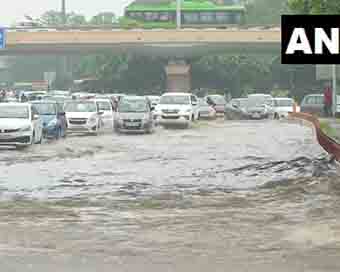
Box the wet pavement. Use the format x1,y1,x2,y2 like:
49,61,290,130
0,119,340,271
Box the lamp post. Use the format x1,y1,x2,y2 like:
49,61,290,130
61,0,66,25
176,0,181,29
332,65,337,117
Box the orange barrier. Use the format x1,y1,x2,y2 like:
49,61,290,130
289,112,340,162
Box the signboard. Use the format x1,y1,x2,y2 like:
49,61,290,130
316,65,340,80
32,80,49,91
0,28,5,49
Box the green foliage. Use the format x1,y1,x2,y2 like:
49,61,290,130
90,12,117,25
245,0,291,24
288,0,340,14
40,10,87,26
191,54,271,97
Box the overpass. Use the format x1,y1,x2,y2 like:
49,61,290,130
2,26,281,56
1,26,281,91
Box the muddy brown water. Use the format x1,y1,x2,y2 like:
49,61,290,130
0,120,339,271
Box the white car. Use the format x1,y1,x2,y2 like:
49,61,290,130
64,100,103,135
273,98,299,119
246,94,275,119
0,103,43,148
94,99,115,129
154,92,200,128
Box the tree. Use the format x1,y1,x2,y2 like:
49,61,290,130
288,0,340,14
245,0,291,24
191,54,271,98
90,12,117,25
40,10,87,26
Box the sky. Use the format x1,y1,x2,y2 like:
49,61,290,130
0,0,134,26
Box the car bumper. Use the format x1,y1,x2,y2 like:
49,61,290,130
0,131,32,146
199,112,216,119
115,122,151,133
248,112,268,119
156,115,191,125
67,123,97,134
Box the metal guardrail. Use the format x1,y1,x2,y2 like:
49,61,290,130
4,24,281,32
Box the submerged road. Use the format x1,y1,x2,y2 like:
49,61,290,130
0,120,339,271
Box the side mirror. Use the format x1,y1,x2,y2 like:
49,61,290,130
232,104,238,108
192,101,198,106
33,114,40,120
98,111,104,115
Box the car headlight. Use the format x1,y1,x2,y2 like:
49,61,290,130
47,119,57,127
20,125,31,132
88,117,97,124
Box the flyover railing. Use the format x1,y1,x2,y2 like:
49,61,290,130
4,24,281,32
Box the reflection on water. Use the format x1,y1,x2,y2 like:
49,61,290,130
0,121,339,271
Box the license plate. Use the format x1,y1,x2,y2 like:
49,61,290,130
126,122,139,127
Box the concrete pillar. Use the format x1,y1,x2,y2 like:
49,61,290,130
165,60,191,92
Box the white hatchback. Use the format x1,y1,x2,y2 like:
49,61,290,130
0,103,43,148
154,93,200,128
64,100,103,135
94,99,115,129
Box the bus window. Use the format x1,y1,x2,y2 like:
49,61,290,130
159,12,170,21
183,12,200,23
215,12,230,23
199,12,215,23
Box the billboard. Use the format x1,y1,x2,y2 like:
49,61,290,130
0,28,5,49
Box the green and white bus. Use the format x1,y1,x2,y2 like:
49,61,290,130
122,0,246,29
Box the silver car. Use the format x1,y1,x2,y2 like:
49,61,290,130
114,96,154,134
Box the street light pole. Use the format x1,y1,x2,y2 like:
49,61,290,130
332,65,337,117
61,0,66,25
176,0,181,29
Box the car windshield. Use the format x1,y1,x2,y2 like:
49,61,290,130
118,99,148,113
0,106,29,119
199,99,209,106
208,95,226,105
97,101,112,111
247,95,273,107
65,102,97,112
33,103,56,115
274,99,293,107
160,95,190,105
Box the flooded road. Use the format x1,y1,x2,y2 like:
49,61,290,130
0,120,340,271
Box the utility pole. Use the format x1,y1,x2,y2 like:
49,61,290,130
61,0,66,25
176,0,181,29
332,65,337,117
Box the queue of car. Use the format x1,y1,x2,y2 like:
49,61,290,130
0,89,308,150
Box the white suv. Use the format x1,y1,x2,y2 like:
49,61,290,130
154,92,199,128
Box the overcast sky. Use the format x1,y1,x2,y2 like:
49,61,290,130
0,0,134,26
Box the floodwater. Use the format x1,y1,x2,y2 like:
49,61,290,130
0,120,340,271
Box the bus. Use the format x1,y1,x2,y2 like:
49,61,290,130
123,0,246,29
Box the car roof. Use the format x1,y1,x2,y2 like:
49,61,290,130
93,98,112,102
305,94,323,97
162,92,192,96
122,95,146,100
0,102,30,107
31,100,58,104
248,93,272,96
274,97,293,100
